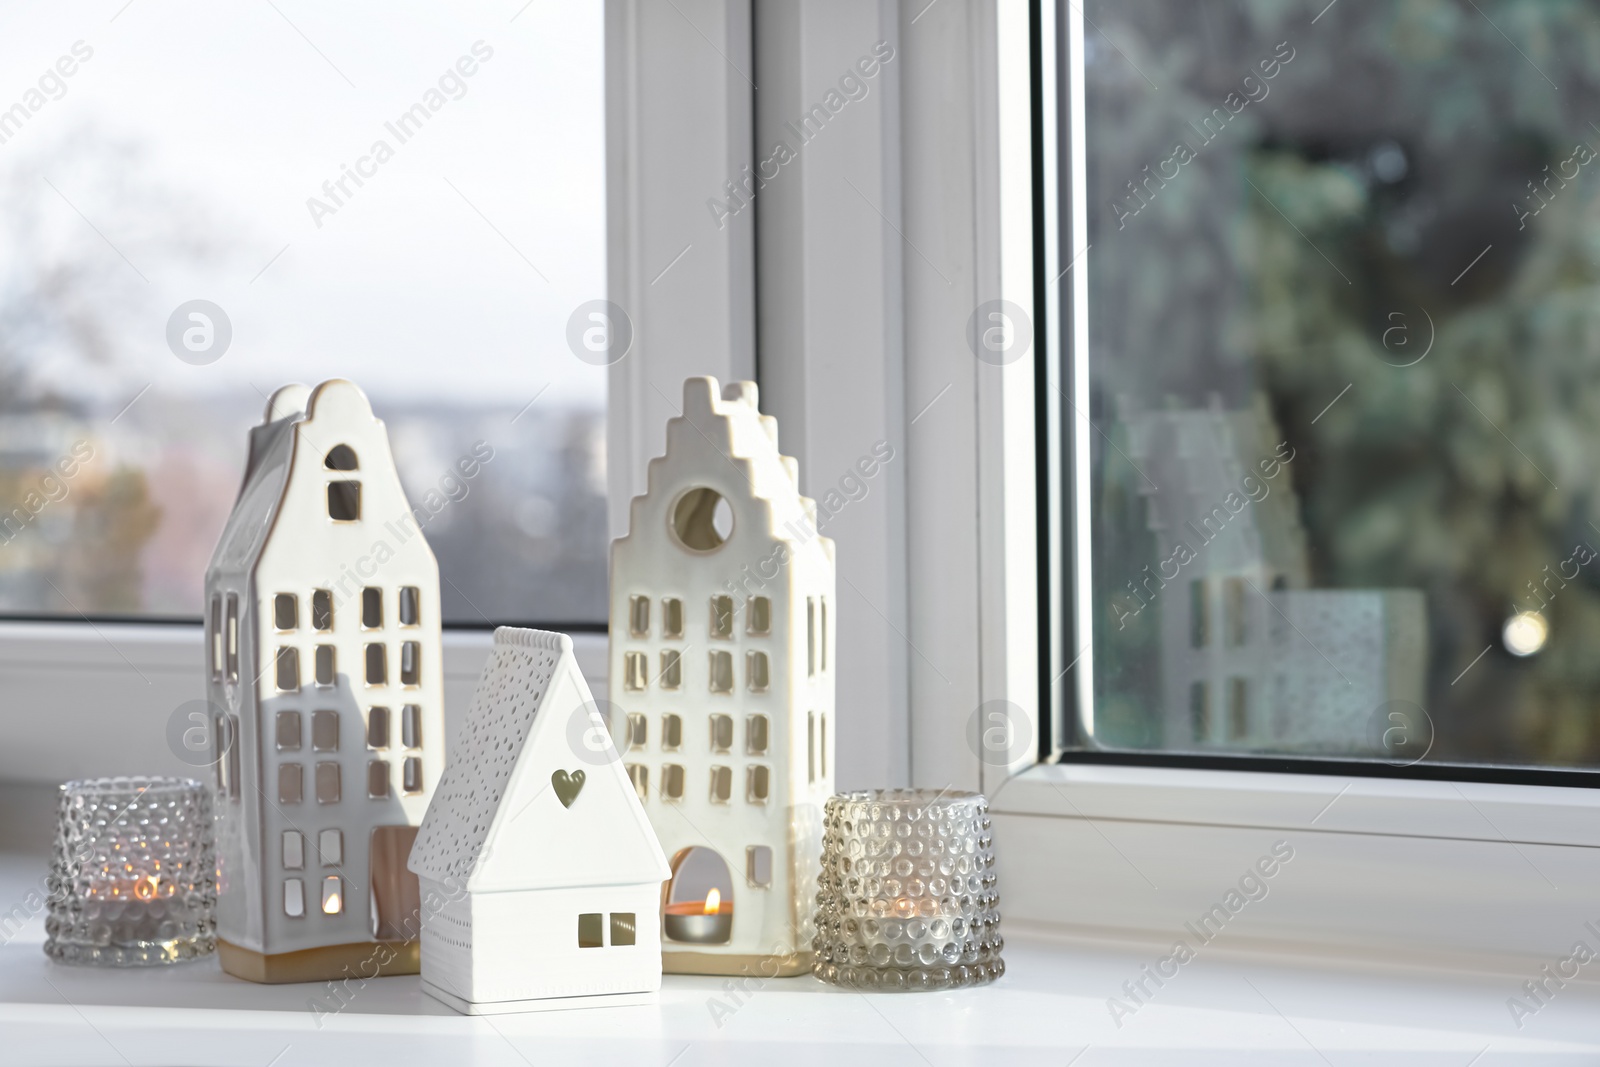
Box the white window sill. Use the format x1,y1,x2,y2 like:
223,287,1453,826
992,762,1600,974
0,850,1590,1064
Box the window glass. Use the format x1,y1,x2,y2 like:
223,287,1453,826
1074,0,1600,767
0,3,606,623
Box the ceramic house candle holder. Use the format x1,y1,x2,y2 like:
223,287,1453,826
408,628,671,1013
204,380,445,983
609,377,836,977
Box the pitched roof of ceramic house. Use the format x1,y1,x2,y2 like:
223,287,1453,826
408,628,670,893
623,377,833,560
206,383,310,578
207,379,427,582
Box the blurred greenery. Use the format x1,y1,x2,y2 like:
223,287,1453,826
1083,0,1600,766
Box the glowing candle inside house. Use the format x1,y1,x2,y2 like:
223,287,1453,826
322,876,343,915
663,886,733,943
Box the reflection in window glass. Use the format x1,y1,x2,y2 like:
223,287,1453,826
1076,1,1600,768
0,3,606,623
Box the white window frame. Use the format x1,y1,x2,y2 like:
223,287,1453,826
990,0,1600,965
610,0,1599,967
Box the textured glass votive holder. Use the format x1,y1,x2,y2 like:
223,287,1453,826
45,777,217,966
812,789,1003,991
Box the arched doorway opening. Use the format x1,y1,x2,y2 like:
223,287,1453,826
663,846,733,944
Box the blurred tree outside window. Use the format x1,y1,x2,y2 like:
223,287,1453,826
0,3,607,625
1078,0,1600,768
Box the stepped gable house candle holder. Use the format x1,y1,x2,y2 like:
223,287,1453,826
408,628,671,1014
204,380,445,983
45,777,217,966
610,377,836,977
812,789,1004,991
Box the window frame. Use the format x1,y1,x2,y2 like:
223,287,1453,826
661,0,1600,962
979,0,1600,960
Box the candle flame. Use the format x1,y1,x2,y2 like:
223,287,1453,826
133,875,159,901
703,887,721,915
323,891,342,915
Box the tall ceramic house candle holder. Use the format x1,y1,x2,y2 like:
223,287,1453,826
204,379,445,983
609,377,836,977
409,628,671,1013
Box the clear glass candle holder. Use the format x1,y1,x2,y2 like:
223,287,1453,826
45,777,217,966
812,789,1004,991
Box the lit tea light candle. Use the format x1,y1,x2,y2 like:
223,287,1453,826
321,876,343,915
663,886,734,943
812,789,1004,991
45,777,217,967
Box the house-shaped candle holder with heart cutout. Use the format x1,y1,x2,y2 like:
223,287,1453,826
407,627,671,1013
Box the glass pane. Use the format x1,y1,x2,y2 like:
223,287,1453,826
0,4,606,623
1075,0,1600,768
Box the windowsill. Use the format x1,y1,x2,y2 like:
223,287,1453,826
0,852,1591,1064
990,761,1600,974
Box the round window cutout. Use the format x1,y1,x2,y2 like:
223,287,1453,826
671,487,733,552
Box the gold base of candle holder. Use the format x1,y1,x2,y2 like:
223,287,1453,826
217,938,420,984
661,949,812,977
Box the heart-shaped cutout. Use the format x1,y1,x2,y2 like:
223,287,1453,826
552,769,586,808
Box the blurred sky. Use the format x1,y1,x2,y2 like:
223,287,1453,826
0,0,607,411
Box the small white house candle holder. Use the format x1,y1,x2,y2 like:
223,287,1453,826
409,628,670,1013
610,377,836,977
205,380,445,983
